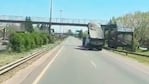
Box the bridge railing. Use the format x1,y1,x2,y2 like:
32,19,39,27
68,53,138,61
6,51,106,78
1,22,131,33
0,15,101,24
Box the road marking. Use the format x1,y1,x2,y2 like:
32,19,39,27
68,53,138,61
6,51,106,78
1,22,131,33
32,46,64,84
90,60,97,69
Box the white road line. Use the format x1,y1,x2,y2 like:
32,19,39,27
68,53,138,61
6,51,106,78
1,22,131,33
32,46,64,84
90,60,97,69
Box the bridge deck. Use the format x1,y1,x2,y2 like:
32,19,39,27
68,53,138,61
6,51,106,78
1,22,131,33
0,19,88,27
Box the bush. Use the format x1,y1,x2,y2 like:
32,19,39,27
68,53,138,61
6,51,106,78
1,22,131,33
20,33,31,50
40,33,49,45
30,36,36,48
9,33,25,52
48,35,55,43
31,33,42,47
9,32,54,52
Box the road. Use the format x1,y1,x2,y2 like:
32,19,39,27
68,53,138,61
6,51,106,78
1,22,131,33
27,37,149,84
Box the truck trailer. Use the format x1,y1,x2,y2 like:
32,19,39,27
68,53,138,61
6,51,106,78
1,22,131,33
82,22,104,50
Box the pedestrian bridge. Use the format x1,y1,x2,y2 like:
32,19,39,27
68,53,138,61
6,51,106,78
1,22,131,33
0,15,102,27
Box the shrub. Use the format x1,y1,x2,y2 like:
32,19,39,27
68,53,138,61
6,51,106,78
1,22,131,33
9,32,55,52
31,33,41,47
40,33,49,45
48,35,55,43
9,33,25,52
29,35,36,49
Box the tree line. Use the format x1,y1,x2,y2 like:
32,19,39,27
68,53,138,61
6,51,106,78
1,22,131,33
111,11,149,50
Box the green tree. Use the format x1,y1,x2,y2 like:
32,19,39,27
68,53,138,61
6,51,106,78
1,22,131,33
67,29,73,36
113,11,149,50
78,30,83,38
37,24,41,28
25,17,34,33
108,17,117,25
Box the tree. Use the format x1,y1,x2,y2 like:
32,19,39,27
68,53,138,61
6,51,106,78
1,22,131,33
108,17,117,25
78,30,83,38
36,24,41,28
67,29,73,36
113,11,149,50
24,17,34,33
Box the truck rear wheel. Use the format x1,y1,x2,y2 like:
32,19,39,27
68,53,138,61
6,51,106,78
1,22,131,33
82,37,86,47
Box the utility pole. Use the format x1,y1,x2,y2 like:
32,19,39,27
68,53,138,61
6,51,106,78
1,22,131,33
59,9,63,36
49,0,53,34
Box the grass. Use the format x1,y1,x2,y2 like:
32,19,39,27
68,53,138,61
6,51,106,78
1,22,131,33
116,47,149,55
0,41,61,67
136,50,149,56
127,54,149,65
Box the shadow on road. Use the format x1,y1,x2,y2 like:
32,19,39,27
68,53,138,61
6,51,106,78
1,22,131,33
75,45,100,51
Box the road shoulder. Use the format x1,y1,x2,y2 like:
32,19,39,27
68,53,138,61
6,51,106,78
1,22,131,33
102,49,149,75
2,42,63,84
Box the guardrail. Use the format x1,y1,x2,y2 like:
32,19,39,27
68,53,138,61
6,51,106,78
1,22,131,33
0,48,49,75
104,47,149,57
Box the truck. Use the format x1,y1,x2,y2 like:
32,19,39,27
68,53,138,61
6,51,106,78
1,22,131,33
82,22,104,50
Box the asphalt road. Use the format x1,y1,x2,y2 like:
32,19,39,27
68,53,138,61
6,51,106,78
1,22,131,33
34,37,149,84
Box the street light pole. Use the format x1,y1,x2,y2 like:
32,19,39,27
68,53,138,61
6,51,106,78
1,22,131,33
59,9,63,35
49,0,53,34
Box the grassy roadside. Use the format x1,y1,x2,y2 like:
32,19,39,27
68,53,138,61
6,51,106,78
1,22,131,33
136,51,149,56
0,40,61,67
113,50,149,65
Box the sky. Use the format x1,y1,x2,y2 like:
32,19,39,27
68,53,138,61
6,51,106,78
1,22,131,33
0,0,149,32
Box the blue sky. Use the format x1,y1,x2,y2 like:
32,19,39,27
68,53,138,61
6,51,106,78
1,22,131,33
0,0,149,32
0,0,149,21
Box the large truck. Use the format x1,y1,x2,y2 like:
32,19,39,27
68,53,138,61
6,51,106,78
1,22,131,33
82,22,104,50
